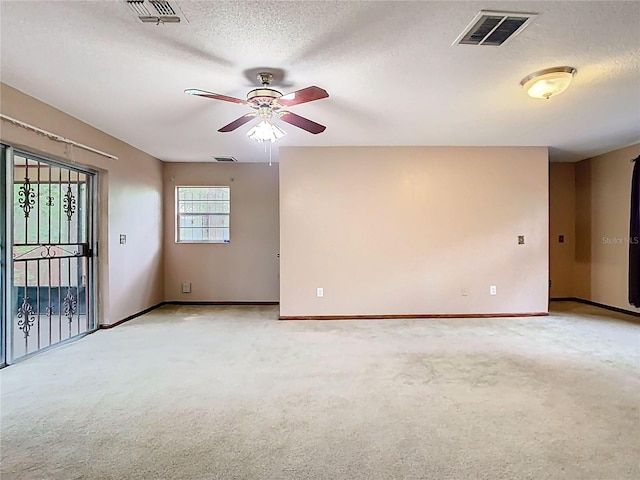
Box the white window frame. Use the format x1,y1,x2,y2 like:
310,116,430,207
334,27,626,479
175,186,230,244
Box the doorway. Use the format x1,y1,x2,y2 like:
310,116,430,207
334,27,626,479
3,146,98,363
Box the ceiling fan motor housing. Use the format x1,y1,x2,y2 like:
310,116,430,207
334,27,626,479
247,88,282,107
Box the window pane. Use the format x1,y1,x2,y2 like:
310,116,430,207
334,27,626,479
178,215,229,228
177,187,230,243
178,201,229,214
178,227,229,242
192,228,204,241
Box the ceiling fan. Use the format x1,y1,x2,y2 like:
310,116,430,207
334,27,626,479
184,73,329,138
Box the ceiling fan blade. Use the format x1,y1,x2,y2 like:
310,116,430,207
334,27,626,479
279,111,326,134
275,86,329,107
184,89,248,106
218,113,257,132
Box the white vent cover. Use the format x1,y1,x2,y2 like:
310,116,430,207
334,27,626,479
125,0,187,24
149,1,175,16
454,10,537,46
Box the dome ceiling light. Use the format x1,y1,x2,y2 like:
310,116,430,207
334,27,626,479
520,66,577,99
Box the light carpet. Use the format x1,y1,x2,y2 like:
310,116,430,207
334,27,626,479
1,302,639,479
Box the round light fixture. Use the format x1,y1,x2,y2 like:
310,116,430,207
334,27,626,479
520,66,577,99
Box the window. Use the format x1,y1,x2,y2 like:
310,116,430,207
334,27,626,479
176,186,230,243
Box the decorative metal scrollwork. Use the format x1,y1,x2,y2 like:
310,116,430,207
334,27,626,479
40,245,57,258
46,196,55,207
13,244,83,261
45,305,55,319
63,288,77,323
18,177,36,218
63,185,76,222
59,246,81,257
17,297,36,338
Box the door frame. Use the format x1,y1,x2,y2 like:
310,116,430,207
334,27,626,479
1,145,10,367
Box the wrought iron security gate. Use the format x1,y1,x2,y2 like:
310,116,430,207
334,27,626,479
5,148,97,363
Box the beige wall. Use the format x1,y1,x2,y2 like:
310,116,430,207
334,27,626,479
574,160,592,300
163,162,279,302
549,163,576,297
279,146,549,317
1,83,164,325
576,143,640,312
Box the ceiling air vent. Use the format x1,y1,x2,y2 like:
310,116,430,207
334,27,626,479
127,0,150,16
149,0,176,16
125,0,187,24
454,10,537,46
214,156,238,162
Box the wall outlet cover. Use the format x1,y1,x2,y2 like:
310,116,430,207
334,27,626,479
182,282,191,293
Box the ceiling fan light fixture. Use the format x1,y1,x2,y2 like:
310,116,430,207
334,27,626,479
246,120,287,143
520,66,576,99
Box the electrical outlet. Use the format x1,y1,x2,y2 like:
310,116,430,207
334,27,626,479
119,234,126,245
461,288,469,296
182,282,191,293
316,287,324,298
490,285,497,295
518,235,525,245
559,235,564,243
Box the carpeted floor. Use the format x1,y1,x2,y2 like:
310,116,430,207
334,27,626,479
1,302,638,480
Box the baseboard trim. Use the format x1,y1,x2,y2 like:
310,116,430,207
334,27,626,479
279,312,549,320
550,297,640,317
99,302,166,329
165,301,279,306
100,301,280,329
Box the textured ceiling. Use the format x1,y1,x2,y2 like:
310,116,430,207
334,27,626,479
1,1,639,163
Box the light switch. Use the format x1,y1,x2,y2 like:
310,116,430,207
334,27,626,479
518,235,525,245
119,234,126,245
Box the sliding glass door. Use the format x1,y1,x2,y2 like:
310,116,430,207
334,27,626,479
2,146,98,363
